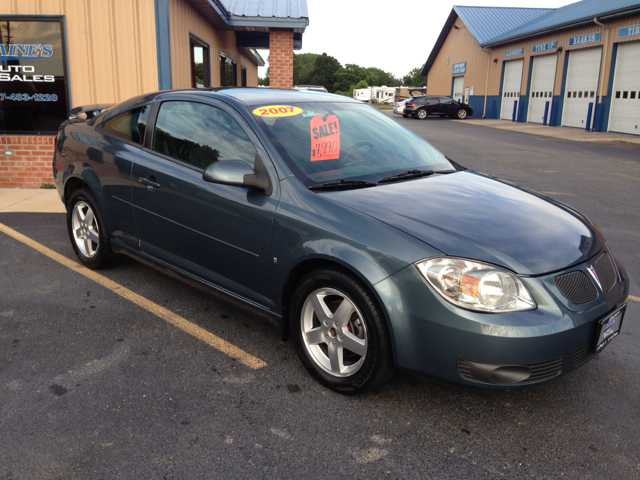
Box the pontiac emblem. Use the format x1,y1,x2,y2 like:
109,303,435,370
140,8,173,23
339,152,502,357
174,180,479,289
587,265,601,290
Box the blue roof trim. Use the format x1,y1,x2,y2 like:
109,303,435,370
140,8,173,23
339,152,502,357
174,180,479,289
484,0,640,46
454,6,554,45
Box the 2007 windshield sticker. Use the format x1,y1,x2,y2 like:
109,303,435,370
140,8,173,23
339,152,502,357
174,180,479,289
252,105,303,117
310,114,340,161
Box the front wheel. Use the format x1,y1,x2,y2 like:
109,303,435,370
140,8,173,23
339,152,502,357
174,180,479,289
456,108,468,119
290,268,394,394
67,188,118,269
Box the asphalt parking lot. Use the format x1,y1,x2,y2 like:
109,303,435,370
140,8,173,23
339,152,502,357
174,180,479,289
1,119,639,479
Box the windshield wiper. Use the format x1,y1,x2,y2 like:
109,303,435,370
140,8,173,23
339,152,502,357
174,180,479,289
308,179,377,191
378,169,435,184
377,169,456,184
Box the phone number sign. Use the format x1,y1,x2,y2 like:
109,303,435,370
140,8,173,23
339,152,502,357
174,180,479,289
0,17,70,133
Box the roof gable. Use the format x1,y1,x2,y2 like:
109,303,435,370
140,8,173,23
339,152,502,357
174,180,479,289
455,6,554,45
484,0,640,46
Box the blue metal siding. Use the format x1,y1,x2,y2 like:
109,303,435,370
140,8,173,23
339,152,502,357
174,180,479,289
454,6,554,45
485,0,640,46
221,0,308,18
155,0,172,90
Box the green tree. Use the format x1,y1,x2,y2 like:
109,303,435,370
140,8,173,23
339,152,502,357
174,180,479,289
333,63,367,93
258,55,270,86
308,53,342,92
293,53,319,85
365,67,400,87
402,67,427,87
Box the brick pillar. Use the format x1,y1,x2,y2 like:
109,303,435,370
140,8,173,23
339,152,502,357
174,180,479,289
269,28,294,89
0,135,56,188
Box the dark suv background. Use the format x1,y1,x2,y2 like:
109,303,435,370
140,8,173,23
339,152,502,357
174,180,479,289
403,95,473,120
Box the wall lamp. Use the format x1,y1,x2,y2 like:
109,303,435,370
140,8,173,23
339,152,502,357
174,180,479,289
556,46,563,53
452,25,460,30
493,58,498,63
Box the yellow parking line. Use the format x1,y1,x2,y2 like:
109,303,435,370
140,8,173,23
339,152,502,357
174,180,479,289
630,295,640,302
0,222,267,370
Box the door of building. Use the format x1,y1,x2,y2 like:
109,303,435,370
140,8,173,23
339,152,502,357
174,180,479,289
453,76,464,103
500,59,524,120
608,41,640,136
527,54,558,124
562,47,602,128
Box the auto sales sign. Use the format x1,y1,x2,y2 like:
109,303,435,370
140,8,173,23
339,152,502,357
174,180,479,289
0,18,70,133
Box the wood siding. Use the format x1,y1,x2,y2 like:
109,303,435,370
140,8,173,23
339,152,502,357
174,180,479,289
0,0,159,107
168,0,259,88
428,14,640,101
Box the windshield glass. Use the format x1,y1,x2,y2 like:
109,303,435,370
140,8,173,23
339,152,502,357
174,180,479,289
252,102,453,186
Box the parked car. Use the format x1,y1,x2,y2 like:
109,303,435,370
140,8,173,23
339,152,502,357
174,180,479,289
293,85,328,93
404,95,473,119
54,88,628,394
393,99,408,116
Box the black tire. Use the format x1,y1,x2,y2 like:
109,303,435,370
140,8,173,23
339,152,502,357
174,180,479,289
289,267,394,395
456,108,468,119
416,108,427,120
66,188,118,269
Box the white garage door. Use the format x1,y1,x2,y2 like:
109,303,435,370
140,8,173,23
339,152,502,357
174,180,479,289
562,47,602,128
609,41,640,136
528,54,558,124
453,76,464,103
500,59,524,120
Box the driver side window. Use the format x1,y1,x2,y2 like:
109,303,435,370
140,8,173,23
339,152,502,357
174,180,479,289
152,101,256,170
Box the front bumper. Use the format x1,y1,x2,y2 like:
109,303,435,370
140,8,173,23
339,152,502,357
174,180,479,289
374,253,629,389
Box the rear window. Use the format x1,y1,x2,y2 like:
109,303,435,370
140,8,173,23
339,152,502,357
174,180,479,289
253,102,452,186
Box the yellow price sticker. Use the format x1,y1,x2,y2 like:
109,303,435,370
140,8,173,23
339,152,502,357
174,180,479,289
252,105,303,117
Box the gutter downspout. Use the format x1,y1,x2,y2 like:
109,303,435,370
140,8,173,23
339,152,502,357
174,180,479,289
482,47,492,118
593,17,610,131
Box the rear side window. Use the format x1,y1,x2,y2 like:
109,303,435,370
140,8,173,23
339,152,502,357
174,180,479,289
152,101,256,170
101,106,149,145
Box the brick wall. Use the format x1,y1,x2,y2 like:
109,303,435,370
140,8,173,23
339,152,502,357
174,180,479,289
269,28,294,89
0,135,56,188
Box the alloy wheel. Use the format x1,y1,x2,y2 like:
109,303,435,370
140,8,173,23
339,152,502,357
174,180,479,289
71,201,100,258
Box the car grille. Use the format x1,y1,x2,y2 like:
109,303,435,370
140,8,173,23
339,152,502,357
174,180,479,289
457,356,563,385
573,343,594,369
594,252,616,291
554,270,598,304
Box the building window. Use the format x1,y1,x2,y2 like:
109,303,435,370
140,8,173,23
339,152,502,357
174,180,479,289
190,34,210,88
220,54,237,87
241,66,247,86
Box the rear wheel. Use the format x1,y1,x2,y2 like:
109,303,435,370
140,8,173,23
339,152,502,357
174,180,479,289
290,268,394,394
416,108,427,119
456,108,468,119
67,188,118,269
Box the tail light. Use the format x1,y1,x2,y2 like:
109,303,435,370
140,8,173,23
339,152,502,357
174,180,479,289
406,102,415,106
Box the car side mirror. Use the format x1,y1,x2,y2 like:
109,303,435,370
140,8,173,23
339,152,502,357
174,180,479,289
202,153,273,196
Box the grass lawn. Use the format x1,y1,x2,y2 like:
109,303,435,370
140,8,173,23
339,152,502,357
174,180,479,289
371,103,394,110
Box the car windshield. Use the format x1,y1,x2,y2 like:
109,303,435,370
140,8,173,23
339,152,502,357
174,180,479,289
253,102,453,186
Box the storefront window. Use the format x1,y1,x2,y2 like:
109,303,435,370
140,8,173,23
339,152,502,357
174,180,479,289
219,54,237,87
190,35,209,88
241,66,247,86
0,17,69,133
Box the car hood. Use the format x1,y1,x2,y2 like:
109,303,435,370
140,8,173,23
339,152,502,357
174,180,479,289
322,171,604,275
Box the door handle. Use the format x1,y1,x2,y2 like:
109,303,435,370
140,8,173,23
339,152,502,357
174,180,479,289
138,176,161,190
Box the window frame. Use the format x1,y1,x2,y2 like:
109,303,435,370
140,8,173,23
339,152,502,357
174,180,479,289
241,66,247,87
219,52,237,87
97,105,150,147
189,33,211,88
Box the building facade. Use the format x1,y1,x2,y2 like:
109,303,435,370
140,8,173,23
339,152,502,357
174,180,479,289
0,0,308,187
422,0,640,137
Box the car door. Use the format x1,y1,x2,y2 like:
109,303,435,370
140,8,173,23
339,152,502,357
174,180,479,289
439,97,457,115
131,96,279,309
425,96,439,114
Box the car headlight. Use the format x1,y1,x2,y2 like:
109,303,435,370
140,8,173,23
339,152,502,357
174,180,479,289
415,257,536,312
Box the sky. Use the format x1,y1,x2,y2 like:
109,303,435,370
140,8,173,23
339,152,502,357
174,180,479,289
257,0,577,81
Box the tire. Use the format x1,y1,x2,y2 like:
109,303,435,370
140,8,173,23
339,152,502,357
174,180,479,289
290,267,394,395
456,108,468,119
416,108,427,120
66,188,118,269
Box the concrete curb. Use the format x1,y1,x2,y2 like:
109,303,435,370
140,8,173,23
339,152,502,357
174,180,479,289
0,188,66,213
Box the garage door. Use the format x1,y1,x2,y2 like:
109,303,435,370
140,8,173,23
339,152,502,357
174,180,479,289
609,41,640,135
528,54,558,124
500,59,524,120
562,47,602,128
453,76,464,103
